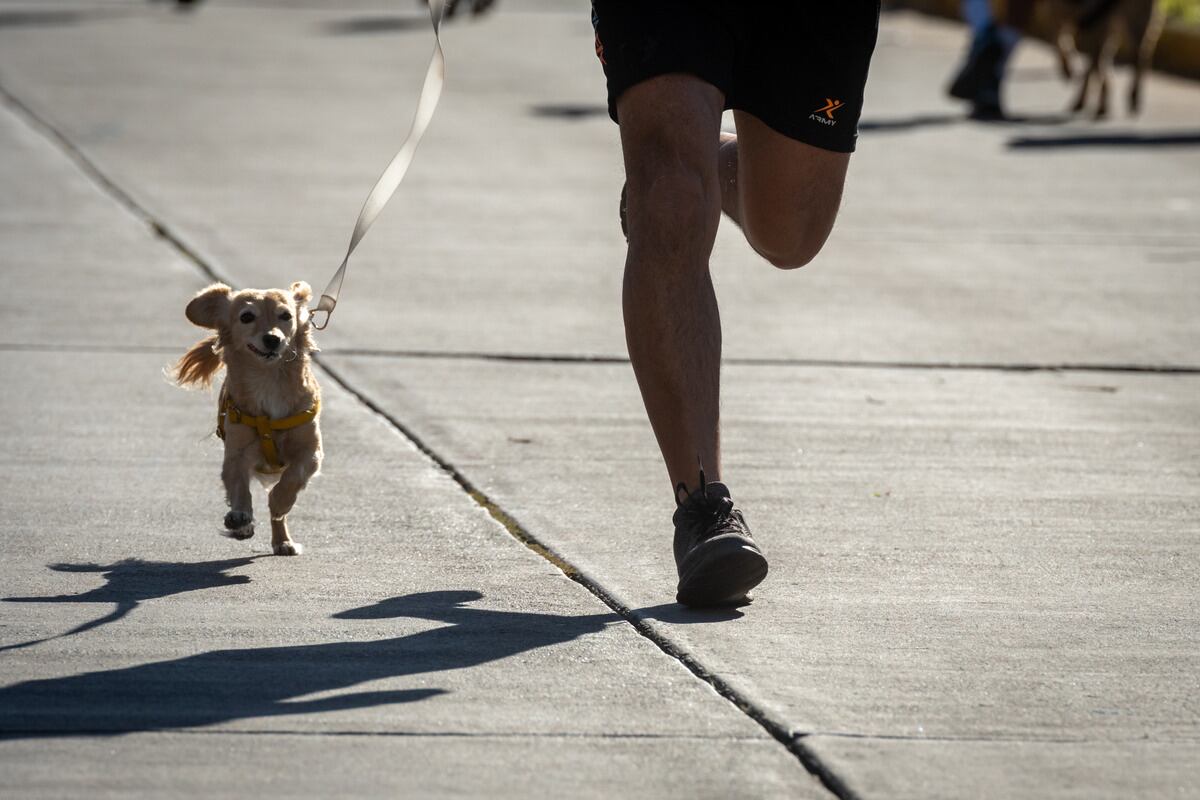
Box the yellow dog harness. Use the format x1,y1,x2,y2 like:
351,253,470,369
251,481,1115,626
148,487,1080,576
217,395,320,474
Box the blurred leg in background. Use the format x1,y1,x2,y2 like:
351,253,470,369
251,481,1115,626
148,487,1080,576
948,0,1034,118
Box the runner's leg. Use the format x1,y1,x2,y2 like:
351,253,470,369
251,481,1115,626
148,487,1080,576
717,113,851,269
617,74,725,492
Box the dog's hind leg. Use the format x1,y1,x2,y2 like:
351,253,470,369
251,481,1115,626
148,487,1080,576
267,455,320,556
221,453,255,540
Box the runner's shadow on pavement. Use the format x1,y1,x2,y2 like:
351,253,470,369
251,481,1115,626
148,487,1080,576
0,558,259,653
633,603,745,623
0,590,617,739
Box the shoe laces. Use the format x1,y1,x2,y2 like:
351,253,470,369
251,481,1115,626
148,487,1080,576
675,467,738,542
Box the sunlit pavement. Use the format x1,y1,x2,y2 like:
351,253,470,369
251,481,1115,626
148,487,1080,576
1,3,1197,798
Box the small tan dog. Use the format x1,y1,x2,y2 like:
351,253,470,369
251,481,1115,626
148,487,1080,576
175,281,322,556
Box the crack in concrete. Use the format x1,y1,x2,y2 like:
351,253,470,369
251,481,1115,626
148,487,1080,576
6,341,1200,379
0,78,856,799
5,341,1200,379
325,347,1200,376
797,731,1192,745
11,340,1200,381
314,358,860,800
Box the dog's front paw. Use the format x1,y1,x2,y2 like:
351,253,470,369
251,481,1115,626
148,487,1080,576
273,541,303,556
223,510,255,540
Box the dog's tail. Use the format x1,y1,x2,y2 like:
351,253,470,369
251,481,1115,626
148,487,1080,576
175,334,224,388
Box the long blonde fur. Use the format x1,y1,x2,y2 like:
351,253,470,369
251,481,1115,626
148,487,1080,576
176,281,321,556
174,334,224,388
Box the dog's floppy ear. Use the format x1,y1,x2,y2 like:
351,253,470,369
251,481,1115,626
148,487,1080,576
291,281,313,325
291,281,313,307
185,283,232,329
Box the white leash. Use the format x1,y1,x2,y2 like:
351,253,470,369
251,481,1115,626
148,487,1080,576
311,0,448,330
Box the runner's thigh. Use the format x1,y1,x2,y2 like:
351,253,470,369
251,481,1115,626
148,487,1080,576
728,4,880,265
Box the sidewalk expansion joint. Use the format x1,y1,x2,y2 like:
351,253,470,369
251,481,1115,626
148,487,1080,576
4,79,1191,386
3,726,1180,746
0,83,230,288
5,342,1200,377
0,729,768,742
796,731,1184,744
1,79,857,800
325,347,1200,376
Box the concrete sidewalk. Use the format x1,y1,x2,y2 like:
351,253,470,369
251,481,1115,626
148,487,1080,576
1,2,1198,798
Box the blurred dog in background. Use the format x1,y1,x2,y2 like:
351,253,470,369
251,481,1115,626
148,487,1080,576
1046,0,1165,116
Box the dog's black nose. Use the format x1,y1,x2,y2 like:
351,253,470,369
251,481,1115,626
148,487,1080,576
262,334,282,351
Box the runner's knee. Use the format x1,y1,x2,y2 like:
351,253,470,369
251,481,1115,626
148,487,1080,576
615,75,724,263
624,146,720,262
755,231,830,270
741,194,840,270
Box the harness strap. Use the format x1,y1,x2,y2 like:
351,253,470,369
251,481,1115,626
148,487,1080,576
217,396,320,473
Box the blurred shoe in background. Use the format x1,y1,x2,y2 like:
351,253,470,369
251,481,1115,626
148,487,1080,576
947,0,1025,120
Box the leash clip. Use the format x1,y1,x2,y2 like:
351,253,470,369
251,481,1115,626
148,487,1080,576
309,289,338,331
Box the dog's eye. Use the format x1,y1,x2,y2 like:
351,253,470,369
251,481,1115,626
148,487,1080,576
279,311,292,322
239,311,255,324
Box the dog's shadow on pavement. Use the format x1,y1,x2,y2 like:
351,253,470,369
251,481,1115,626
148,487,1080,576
0,558,259,653
0,590,617,738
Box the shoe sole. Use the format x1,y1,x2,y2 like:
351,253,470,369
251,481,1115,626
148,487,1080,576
676,540,768,608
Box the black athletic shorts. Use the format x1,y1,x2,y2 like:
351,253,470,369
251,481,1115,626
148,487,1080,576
590,1,880,153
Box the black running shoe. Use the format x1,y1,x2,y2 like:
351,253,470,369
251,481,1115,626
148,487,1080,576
947,23,1005,104
673,474,768,607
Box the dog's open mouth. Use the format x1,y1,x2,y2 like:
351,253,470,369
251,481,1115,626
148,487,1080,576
247,343,278,360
